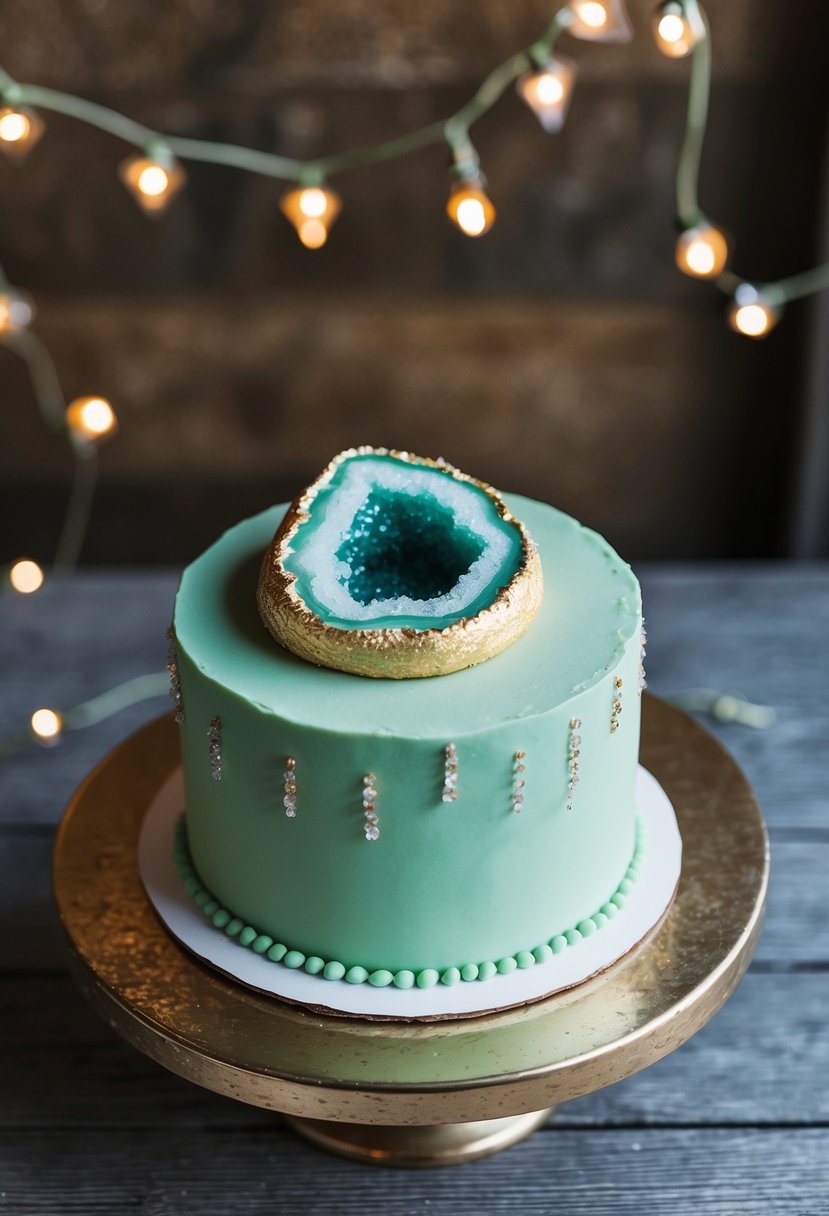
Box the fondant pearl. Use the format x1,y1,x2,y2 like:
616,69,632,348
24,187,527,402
239,926,257,947
393,970,415,989
564,928,582,945
345,965,369,984
416,969,440,989
551,935,568,954
461,963,480,982
516,951,535,969
225,918,244,937
284,950,306,969
576,919,596,937
252,934,273,954
323,960,346,981
478,961,497,981
212,909,231,929
497,956,517,975
440,967,461,987
304,956,325,975
267,943,288,963
532,944,553,964
369,969,394,987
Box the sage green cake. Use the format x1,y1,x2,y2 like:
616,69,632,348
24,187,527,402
170,452,644,992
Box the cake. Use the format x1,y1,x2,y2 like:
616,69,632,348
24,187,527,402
167,448,646,998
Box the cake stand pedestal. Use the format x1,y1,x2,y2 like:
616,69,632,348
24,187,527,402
53,695,768,1167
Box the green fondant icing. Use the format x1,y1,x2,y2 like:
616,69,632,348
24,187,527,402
173,815,645,987
174,491,642,978
283,453,522,631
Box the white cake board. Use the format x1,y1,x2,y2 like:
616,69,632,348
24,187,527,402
139,766,682,1020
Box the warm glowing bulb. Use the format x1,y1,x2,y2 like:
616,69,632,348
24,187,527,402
0,110,29,142
137,164,170,196
516,56,577,133
66,396,118,442
675,223,729,279
280,186,342,247
728,286,781,338
31,708,63,744
0,290,35,333
298,188,328,218
568,0,632,42
577,1,608,27
658,13,685,42
119,153,186,215
456,198,487,236
654,3,698,57
8,559,44,594
447,178,496,238
0,106,45,159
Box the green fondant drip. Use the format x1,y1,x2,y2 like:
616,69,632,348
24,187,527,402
173,814,645,988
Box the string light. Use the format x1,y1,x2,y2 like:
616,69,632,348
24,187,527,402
447,171,496,237
119,147,186,215
516,55,578,133
728,284,782,339
279,185,342,248
654,2,701,58
31,707,63,746
675,221,729,279
0,105,44,159
65,395,118,443
7,558,44,594
567,0,633,43
0,288,34,333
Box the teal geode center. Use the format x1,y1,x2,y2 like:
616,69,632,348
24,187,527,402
334,488,487,608
257,448,544,678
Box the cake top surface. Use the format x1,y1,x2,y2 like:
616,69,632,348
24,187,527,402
174,493,640,738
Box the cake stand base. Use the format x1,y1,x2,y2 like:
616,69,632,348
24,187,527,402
53,695,768,1167
286,1108,555,1167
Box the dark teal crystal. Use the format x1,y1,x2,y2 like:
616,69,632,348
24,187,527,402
335,488,485,605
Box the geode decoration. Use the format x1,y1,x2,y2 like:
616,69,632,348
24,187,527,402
256,447,543,678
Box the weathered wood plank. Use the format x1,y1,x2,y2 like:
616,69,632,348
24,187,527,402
1,970,826,1130
639,567,829,832
0,1126,826,1214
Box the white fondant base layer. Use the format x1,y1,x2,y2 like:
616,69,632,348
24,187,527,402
139,766,682,1020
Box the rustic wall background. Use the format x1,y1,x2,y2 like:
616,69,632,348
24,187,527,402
1,0,827,562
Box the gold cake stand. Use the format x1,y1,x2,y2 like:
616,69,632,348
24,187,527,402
53,695,768,1167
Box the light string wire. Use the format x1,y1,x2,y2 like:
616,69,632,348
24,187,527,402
0,0,816,756
677,0,829,309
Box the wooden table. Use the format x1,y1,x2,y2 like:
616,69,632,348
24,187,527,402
2,566,827,1213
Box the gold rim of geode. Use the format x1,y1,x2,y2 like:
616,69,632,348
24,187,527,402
256,447,543,679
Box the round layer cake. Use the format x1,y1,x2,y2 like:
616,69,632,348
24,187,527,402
171,492,643,984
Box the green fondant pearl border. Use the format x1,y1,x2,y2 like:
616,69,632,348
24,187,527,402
172,815,645,989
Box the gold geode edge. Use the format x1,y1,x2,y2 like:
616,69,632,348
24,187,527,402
256,447,544,679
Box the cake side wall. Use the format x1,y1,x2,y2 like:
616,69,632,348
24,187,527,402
175,629,641,975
